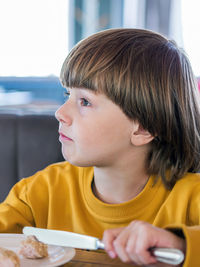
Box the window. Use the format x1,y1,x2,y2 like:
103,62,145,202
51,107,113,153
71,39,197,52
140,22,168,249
0,0,68,109
0,0,68,76
181,0,200,77
0,0,199,111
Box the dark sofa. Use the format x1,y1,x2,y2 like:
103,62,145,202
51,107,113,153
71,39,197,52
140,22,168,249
0,113,64,202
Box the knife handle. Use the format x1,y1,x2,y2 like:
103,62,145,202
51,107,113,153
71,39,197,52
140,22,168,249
150,247,184,265
97,241,184,265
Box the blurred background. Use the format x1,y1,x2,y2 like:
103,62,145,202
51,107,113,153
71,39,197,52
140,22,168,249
0,0,199,114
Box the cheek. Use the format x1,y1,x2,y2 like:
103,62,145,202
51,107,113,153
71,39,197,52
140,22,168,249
74,114,132,152
78,123,128,150
73,123,106,152
77,130,102,148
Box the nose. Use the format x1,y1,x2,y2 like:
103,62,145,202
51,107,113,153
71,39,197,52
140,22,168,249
55,102,72,126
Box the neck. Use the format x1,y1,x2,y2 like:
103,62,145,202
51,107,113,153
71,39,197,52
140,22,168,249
93,153,149,204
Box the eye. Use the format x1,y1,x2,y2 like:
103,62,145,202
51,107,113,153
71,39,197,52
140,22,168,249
63,90,70,100
80,98,91,107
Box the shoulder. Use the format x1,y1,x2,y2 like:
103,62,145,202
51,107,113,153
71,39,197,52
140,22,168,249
162,173,200,209
5,162,94,207
37,161,83,176
174,172,200,193
26,161,88,177
22,162,93,189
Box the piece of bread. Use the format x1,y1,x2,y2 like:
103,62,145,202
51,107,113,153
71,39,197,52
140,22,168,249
19,235,48,259
0,247,20,267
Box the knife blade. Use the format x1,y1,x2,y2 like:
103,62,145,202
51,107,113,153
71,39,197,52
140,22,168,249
23,227,184,265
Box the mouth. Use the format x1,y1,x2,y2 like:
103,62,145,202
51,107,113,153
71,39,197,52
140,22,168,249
59,132,73,142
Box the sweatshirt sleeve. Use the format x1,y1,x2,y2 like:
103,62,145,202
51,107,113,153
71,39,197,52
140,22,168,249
166,225,200,267
181,225,200,267
165,175,200,267
0,178,35,233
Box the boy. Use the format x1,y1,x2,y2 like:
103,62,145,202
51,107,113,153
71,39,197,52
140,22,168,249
0,29,200,266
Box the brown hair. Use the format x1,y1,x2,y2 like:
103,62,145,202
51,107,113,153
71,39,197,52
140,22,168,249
60,28,200,189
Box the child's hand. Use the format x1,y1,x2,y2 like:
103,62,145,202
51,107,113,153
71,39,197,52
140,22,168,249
102,221,185,266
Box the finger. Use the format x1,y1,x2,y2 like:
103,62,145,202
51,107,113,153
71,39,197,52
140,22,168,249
124,240,144,265
113,238,131,263
111,222,144,264
136,247,157,265
125,234,157,265
112,229,134,263
102,228,123,258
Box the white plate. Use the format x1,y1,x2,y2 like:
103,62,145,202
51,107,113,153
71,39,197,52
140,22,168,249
0,234,76,266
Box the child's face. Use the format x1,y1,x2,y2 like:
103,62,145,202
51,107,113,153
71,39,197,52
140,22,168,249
55,88,134,167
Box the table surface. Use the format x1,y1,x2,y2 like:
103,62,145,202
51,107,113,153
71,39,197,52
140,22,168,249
63,249,172,267
63,249,134,266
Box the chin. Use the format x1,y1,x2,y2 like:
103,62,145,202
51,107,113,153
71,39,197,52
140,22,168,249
61,148,99,167
69,160,94,167
62,153,93,167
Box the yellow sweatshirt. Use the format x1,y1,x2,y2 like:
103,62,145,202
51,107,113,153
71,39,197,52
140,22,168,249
0,162,200,266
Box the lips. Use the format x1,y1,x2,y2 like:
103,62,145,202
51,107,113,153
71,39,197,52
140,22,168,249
59,132,73,141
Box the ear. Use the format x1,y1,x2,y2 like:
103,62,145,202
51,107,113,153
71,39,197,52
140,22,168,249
130,122,154,146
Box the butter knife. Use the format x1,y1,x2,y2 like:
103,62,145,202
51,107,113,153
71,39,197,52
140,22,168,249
23,227,184,265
